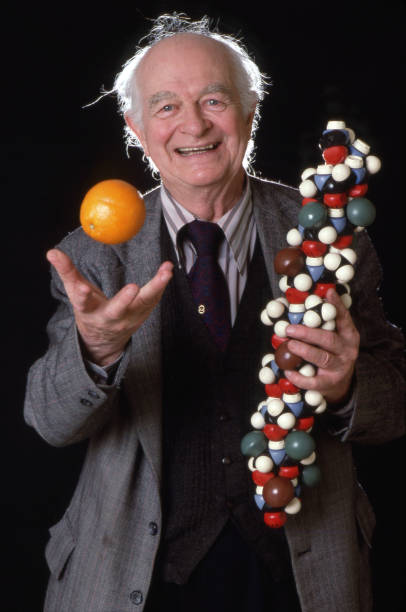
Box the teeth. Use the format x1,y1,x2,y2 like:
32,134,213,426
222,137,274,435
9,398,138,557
177,143,217,153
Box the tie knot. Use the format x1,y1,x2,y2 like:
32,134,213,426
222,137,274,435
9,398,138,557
181,220,225,257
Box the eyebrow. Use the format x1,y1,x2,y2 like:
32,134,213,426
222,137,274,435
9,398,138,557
147,82,233,110
148,91,178,109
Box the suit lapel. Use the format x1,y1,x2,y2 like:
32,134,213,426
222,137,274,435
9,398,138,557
117,186,164,486
250,176,301,299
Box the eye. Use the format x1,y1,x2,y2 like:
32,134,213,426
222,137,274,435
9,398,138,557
205,98,227,110
155,103,176,117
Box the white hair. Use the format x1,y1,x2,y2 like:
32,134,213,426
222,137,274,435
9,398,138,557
110,13,269,170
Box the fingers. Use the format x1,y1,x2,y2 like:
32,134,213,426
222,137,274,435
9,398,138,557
284,368,319,391
286,324,341,357
286,290,359,357
105,261,174,320
46,248,174,365
284,365,354,403
48,247,173,323
287,338,338,370
47,249,79,282
137,261,174,308
47,248,105,311
284,366,339,390
325,288,358,340
282,288,360,402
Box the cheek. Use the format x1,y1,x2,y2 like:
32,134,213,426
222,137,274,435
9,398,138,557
226,120,253,161
224,112,252,145
145,124,174,157
241,115,254,141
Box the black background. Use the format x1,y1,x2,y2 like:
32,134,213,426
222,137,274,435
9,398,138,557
3,1,405,610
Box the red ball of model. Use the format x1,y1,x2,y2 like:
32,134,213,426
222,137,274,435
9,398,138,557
302,240,327,257
264,511,287,528
265,383,283,398
252,470,275,486
264,424,289,441
271,334,286,350
279,378,299,394
285,288,309,304
322,145,348,165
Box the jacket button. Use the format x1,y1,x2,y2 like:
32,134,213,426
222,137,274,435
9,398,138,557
222,456,232,465
80,398,93,407
129,590,143,605
149,521,158,535
88,389,100,399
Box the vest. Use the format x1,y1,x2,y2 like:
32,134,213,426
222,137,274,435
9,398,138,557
158,220,292,585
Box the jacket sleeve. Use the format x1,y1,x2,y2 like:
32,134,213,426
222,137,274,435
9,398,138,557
24,232,131,447
326,228,406,444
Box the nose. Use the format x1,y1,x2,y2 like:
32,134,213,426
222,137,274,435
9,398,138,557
179,103,212,137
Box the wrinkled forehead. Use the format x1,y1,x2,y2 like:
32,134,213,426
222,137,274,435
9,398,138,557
136,33,237,97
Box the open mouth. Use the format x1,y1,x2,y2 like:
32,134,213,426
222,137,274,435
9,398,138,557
176,142,220,156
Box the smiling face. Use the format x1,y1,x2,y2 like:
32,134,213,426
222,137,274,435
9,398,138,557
127,34,255,205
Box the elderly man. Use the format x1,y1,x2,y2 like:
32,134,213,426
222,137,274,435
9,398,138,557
25,14,405,612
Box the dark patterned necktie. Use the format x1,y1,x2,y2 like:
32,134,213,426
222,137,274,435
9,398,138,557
181,220,231,351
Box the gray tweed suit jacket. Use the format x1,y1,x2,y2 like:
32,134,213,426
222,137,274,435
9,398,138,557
25,176,406,612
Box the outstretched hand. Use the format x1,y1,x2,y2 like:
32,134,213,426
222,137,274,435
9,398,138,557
284,288,360,404
47,249,174,366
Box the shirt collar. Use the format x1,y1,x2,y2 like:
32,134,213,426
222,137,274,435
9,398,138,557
160,178,253,275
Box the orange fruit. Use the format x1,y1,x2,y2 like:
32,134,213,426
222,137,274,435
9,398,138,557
80,179,146,244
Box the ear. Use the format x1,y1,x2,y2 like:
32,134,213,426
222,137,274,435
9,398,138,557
125,113,149,156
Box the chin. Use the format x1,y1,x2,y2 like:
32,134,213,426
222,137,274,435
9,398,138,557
181,168,226,187
186,162,241,185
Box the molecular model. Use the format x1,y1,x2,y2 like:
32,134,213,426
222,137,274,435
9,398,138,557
240,120,381,528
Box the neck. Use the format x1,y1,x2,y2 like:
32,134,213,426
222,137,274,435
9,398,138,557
162,170,246,222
